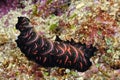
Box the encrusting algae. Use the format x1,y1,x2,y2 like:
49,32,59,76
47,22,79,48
0,0,120,80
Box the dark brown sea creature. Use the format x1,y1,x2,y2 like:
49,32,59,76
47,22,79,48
15,17,97,72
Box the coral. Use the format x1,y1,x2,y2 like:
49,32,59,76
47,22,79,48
32,0,71,18
0,0,27,18
115,8,120,22
0,0,120,80
0,33,9,45
76,7,118,54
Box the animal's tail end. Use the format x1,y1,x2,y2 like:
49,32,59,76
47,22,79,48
84,45,97,59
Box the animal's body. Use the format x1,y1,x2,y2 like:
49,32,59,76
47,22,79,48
15,17,97,72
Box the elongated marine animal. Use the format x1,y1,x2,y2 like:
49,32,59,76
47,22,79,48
15,17,97,72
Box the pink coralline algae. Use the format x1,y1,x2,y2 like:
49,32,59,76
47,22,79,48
0,0,26,18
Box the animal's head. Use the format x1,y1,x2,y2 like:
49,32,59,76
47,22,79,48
16,17,32,31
